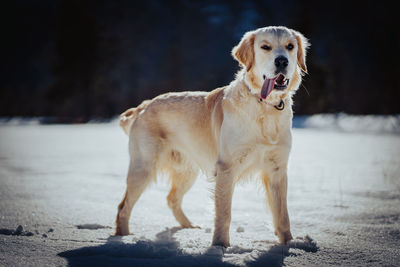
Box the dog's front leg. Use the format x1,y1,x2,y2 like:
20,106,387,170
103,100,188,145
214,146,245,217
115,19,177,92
262,169,293,245
212,161,235,247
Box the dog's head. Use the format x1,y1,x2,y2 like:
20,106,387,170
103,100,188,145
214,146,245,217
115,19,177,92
232,26,309,101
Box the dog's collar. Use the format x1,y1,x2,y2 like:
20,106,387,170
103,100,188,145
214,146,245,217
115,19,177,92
259,98,285,111
242,73,285,111
260,98,285,111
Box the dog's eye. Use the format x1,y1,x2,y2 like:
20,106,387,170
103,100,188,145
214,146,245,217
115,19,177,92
261,45,272,51
286,43,294,51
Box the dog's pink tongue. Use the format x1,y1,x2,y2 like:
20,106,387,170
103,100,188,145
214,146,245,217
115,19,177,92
260,77,277,99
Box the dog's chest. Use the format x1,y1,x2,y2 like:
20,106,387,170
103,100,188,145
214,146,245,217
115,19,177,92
228,102,291,144
246,106,289,145
256,115,281,143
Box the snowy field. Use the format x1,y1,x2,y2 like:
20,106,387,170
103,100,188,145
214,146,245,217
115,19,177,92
0,116,399,266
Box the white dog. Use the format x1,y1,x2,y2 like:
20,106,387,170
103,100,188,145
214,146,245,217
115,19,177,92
115,26,309,247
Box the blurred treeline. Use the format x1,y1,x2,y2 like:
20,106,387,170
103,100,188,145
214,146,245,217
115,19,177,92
1,0,399,122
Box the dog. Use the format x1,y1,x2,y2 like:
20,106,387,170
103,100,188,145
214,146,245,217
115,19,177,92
115,26,309,248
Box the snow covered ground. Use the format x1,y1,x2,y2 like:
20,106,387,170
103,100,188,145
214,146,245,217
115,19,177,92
0,116,399,266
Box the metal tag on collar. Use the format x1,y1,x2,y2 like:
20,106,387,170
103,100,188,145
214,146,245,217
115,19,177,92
274,100,284,111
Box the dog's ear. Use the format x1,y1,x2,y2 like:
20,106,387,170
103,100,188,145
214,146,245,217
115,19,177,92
293,31,310,73
232,31,255,71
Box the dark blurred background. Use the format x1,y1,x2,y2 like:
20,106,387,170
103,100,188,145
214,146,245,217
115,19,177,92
1,0,399,122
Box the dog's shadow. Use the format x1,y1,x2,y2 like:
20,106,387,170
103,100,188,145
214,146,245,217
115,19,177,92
58,227,318,267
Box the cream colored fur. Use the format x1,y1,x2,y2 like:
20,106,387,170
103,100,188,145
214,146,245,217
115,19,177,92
115,26,309,247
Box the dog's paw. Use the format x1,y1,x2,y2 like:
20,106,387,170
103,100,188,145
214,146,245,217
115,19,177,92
180,223,201,229
115,226,130,236
211,237,230,248
205,245,226,256
276,230,293,245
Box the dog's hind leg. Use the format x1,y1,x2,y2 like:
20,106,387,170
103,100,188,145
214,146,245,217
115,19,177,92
115,131,161,236
115,162,155,235
167,165,198,228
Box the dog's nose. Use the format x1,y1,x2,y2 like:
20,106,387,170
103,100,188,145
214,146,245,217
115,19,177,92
275,56,288,69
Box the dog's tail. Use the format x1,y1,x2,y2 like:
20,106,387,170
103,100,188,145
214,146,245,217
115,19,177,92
119,100,151,136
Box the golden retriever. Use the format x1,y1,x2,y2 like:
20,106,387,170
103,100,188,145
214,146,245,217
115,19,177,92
115,26,309,247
